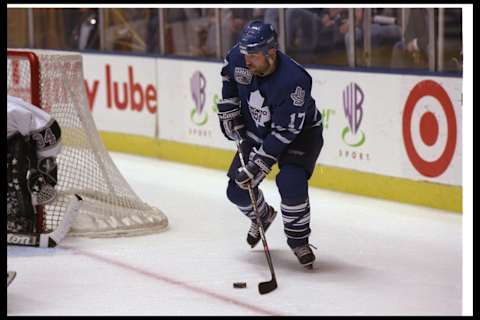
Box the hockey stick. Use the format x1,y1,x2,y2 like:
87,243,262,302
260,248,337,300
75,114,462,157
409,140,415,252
235,140,277,295
7,271,17,287
7,194,83,248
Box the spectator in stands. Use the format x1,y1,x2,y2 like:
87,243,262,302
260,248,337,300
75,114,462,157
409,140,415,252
264,8,338,64
326,8,401,66
189,9,217,57
265,8,324,52
222,9,265,51
442,8,463,72
150,8,217,57
146,11,160,53
390,8,429,70
70,8,100,50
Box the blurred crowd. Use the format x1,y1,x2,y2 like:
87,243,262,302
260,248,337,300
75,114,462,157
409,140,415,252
7,8,463,72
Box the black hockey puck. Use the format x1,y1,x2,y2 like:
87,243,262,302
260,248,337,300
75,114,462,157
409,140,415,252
233,282,247,288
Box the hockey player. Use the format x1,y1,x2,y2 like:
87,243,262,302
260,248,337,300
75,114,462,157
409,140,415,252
7,95,62,234
217,21,324,268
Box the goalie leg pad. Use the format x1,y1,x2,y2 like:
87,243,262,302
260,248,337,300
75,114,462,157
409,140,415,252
7,134,37,233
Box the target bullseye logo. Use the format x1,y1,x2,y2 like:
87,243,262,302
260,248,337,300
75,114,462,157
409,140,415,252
419,111,439,146
403,80,457,177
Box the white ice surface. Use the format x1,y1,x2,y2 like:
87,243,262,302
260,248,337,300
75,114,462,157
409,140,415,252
7,152,462,315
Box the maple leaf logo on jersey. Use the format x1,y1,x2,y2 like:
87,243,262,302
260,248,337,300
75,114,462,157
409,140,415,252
248,90,271,127
290,86,305,107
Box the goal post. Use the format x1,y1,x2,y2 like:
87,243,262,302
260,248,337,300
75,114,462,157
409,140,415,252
7,49,169,237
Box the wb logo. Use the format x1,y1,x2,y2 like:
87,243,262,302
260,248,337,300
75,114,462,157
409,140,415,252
342,82,365,147
190,71,208,126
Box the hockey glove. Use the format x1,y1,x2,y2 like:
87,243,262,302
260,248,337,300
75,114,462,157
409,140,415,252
217,97,245,141
235,148,276,190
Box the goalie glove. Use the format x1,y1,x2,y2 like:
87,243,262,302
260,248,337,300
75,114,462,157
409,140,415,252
235,147,276,190
217,97,246,141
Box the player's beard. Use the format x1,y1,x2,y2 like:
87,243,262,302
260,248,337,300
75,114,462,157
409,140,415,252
256,54,276,77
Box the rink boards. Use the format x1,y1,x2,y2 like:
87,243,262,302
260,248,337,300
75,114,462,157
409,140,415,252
79,52,462,213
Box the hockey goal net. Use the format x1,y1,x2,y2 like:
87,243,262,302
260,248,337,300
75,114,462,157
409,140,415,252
7,49,168,237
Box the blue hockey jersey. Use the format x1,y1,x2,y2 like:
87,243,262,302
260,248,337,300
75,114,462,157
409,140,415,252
221,45,322,160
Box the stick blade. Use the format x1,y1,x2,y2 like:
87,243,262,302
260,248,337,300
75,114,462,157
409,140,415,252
258,278,277,294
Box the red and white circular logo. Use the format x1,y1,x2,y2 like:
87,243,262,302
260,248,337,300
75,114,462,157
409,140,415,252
402,80,457,177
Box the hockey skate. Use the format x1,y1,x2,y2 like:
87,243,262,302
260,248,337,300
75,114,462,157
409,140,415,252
247,205,277,248
292,244,316,269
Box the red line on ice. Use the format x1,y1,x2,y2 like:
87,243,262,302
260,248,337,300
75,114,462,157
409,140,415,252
62,245,283,316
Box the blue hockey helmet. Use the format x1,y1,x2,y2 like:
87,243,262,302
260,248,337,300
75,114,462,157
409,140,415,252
238,20,278,55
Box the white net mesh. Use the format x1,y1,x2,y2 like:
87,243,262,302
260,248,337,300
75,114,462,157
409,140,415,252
7,49,168,237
